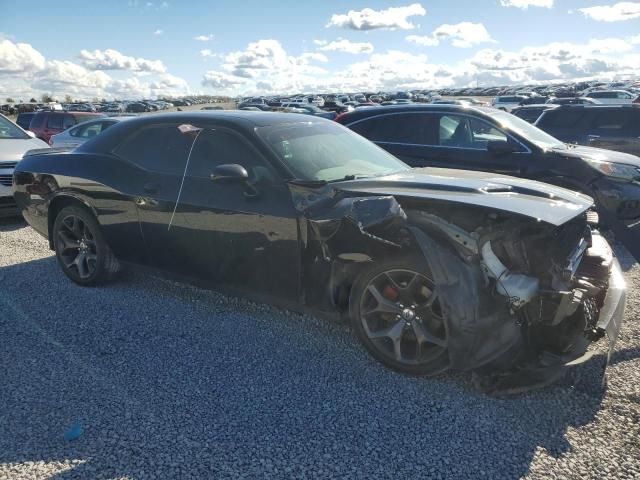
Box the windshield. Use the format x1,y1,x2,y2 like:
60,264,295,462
487,109,565,150
0,115,30,140
256,121,409,182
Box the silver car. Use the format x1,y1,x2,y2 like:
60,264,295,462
49,116,132,149
0,113,49,216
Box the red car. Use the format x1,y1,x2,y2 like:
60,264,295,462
28,111,105,143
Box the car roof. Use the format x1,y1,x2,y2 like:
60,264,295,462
336,104,494,123
552,104,640,110
512,104,557,110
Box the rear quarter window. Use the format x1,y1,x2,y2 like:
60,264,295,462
537,110,586,129
349,114,436,145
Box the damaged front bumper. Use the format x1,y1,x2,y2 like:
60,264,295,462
473,255,626,395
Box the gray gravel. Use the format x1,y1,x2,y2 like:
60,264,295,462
0,217,639,480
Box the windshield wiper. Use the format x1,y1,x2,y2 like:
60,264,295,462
328,174,371,183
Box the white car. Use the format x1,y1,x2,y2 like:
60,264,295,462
50,116,131,149
491,95,527,112
583,90,638,105
0,113,49,216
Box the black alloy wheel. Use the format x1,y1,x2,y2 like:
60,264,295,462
350,258,450,375
53,205,119,285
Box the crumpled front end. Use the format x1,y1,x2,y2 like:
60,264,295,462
290,180,626,394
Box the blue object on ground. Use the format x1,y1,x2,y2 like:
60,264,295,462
64,423,83,441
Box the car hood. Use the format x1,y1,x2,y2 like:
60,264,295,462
334,167,593,226
554,145,640,167
0,138,50,162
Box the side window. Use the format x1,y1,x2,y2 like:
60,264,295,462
72,122,105,138
617,92,632,99
188,129,275,184
62,115,76,129
439,115,464,145
350,114,436,145
439,115,508,149
468,118,508,146
30,114,44,129
538,110,584,129
47,115,63,129
515,109,541,123
114,124,193,175
592,110,632,131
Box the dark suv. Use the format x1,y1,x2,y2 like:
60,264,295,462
337,104,640,260
535,105,640,157
29,111,104,143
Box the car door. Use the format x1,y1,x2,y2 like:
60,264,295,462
428,113,530,175
586,109,637,155
348,113,443,167
112,122,194,267
161,126,301,303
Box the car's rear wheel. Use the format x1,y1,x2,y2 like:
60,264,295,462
52,205,119,286
350,257,450,375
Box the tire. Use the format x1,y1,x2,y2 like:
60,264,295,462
349,255,450,375
52,205,119,286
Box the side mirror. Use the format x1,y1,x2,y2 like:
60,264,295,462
487,140,517,155
210,164,249,183
26,130,36,138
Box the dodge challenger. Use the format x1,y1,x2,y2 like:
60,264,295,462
12,112,626,393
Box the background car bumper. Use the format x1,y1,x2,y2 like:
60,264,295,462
0,184,18,217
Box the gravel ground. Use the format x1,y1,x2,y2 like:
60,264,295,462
0,217,638,480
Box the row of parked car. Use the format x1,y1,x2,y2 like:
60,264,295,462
3,99,639,257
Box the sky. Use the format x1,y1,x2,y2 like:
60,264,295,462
1,0,640,100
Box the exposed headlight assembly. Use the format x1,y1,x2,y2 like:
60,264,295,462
586,159,640,182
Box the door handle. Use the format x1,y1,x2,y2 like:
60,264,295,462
143,183,159,194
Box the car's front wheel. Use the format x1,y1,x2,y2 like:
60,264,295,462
52,205,119,286
350,257,450,375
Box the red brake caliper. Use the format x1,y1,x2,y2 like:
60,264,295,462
382,284,399,302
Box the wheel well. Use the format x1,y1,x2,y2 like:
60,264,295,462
330,247,424,313
47,197,93,249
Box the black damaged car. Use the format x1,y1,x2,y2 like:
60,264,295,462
13,112,626,393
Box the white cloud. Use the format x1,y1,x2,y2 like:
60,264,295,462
201,71,246,90
297,52,329,63
469,37,635,84
406,35,439,47
326,3,426,30
200,49,219,59
578,2,640,21
317,38,374,54
631,34,640,44
194,34,214,41
406,22,494,48
0,39,45,74
153,29,163,35
78,48,166,73
500,0,553,8
433,22,495,48
32,61,111,97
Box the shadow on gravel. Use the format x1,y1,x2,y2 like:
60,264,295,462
0,257,610,479
609,346,640,366
0,216,25,232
